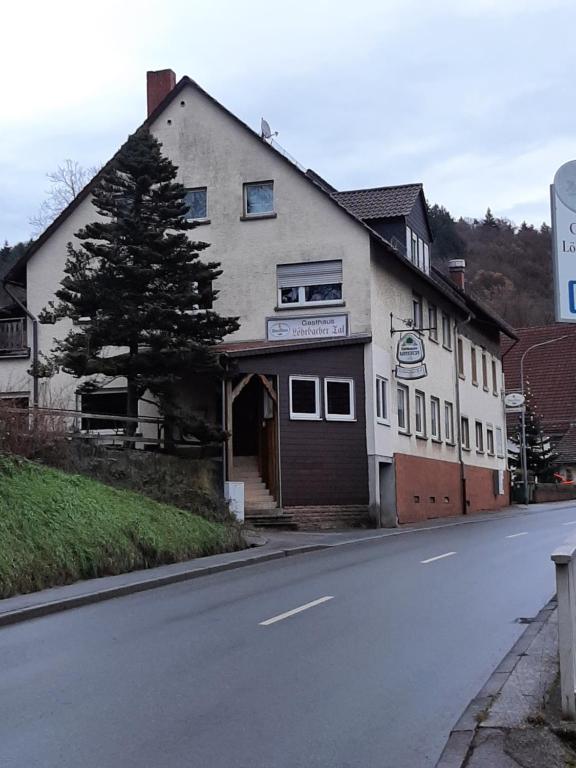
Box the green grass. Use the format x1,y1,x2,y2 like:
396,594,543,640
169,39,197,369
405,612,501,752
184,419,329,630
0,455,243,598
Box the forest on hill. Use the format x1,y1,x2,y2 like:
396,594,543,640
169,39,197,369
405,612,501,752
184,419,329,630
428,205,554,328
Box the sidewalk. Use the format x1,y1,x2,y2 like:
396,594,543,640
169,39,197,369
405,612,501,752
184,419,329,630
0,501,573,629
436,599,576,767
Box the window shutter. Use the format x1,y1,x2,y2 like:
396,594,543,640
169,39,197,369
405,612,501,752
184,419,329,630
277,260,343,289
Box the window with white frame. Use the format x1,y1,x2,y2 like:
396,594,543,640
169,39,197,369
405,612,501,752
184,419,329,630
428,303,438,342
442,313,452,349
430,397,441,441
277,261,343,307
289,376,320,420
397,384,410,433
487,426,495,455
492,359,498,395
81,390,128,431
415,390,426,437
411,231,418,264
457,337,465,378
376,376,388,422
444,401,454,444
471,347,478,385
482,353,488,390
324,378,355,421
496,427,504,457
475,421,484,453
184,187,207,220
413,294,423,329
461,416,470,450
244,181,274,216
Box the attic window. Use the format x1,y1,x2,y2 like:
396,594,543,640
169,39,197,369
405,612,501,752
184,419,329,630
244,181,274,216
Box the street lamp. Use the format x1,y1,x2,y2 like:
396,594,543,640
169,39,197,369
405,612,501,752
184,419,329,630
519,335,571,504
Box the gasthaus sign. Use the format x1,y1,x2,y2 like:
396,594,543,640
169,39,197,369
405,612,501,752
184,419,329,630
551,160,576,322
266,314,348,341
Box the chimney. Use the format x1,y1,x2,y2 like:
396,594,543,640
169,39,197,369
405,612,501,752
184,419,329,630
147,69,176,116
448,258,466,291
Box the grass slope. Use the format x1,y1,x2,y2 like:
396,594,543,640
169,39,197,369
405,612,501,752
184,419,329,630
0,456,242,598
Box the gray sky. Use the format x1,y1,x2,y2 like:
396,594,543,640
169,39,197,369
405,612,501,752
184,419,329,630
1,0,573,244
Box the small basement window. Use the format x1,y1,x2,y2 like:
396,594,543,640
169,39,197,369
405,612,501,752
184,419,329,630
324,378,355,421
184,187,207,220
81,390,128,431
289,376,320,420
244,181,274,216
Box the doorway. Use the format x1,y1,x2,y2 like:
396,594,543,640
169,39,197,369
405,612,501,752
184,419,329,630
230,373,279,504
379,461,397,527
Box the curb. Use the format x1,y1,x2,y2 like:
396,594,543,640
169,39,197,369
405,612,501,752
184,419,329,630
434,597,558,768
0,543,328,629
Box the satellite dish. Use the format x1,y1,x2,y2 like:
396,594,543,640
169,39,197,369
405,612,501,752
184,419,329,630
261,118,278,140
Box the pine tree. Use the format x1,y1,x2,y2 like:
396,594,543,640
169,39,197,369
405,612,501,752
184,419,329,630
510,384,558,482
40,127,239,446
482,207,499,229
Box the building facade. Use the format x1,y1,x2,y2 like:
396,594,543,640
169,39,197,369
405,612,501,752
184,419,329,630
0,70,515,527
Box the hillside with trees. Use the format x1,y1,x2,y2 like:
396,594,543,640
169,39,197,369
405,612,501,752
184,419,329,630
429,205,554,328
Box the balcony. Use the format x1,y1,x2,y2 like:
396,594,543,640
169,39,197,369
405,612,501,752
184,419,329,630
0,318,29,358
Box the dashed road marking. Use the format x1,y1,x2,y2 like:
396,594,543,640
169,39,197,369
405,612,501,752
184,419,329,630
259,596,334,626
506,532,528,539
421,552,456,564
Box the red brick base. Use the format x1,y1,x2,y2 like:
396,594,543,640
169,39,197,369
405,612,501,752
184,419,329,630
394,453,510,524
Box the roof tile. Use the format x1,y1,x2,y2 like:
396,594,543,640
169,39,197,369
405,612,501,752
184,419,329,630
333,184,422,219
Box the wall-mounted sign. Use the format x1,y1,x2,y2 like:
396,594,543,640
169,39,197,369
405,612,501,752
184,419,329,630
266,314,348,341
551,160,576,322
504,392,525,409
395,364,428,380
396,333,425,364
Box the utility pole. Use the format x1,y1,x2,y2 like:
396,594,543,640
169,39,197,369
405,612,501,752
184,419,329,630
519,335,571,504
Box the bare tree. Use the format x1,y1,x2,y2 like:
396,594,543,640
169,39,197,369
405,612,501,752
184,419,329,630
29,160,99,236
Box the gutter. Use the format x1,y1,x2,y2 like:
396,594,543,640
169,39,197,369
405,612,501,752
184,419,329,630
2,280,39,407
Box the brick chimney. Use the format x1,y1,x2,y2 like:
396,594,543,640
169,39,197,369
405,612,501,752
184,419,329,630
448,258,466,291
147,69,176,116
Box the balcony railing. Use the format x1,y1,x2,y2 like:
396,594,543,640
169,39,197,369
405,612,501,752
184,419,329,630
0,317,28,356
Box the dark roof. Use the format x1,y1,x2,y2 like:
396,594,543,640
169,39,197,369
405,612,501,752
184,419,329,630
502,324,576,435
6,75,513,339
333,184,422,220
432,268,518,341
219,334,371,357
556,424,576,464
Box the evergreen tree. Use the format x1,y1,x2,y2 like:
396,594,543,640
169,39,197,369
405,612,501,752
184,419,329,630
482,207,499,229
40,127,239,446
509,384,558,482
427,204,467,261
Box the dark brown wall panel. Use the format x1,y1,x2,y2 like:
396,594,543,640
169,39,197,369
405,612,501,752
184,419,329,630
236,343,369,506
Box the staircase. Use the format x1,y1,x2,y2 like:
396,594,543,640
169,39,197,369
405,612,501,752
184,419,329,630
233,455,296,529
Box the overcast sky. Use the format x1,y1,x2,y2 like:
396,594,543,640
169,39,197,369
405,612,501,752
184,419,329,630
1,0,573,243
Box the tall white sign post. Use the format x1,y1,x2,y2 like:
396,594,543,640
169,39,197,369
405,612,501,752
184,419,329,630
551,160,576,323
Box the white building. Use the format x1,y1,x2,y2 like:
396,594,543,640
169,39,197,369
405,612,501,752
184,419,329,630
0,69,516,528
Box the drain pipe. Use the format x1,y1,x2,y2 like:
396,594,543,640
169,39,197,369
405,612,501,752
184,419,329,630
2,280,39,407
454,314,472,515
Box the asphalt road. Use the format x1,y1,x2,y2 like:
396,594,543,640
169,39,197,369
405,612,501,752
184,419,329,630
1,503,575,768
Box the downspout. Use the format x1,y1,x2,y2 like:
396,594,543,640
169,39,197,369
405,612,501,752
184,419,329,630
454,314,472,515
3,280,39,407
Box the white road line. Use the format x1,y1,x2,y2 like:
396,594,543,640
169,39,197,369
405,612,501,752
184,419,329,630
421,552,456,564
563,521,576,526
259,596,334,626
506,532,528,539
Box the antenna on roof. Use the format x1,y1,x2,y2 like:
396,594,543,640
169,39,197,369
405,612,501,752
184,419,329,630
261,118,278,140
